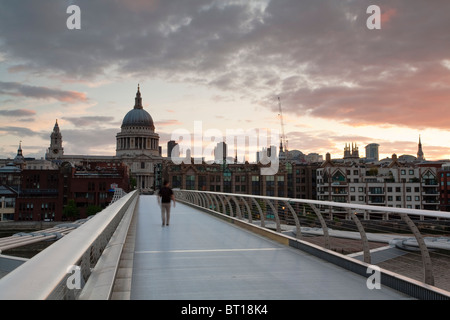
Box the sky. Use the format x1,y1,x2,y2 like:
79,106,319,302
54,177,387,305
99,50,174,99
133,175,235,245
1,0,450,162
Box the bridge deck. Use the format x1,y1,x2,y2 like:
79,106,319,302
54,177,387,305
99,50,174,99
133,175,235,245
128,195,412,300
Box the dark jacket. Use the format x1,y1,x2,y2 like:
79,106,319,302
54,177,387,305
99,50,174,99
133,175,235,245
159,186,173,203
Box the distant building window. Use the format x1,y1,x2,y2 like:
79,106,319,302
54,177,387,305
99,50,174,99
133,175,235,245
186,175,195,190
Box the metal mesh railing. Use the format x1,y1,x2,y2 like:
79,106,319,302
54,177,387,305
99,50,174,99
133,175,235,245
175,190,450,295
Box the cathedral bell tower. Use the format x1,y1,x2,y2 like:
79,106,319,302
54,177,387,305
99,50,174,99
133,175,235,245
46,119,64,160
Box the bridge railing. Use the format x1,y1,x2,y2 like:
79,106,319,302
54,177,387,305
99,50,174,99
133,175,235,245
175,189,450,297
0,190,139,300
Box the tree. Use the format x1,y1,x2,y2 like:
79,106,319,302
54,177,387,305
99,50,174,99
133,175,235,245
63,199,79,220
86,204,102,217
130,176,137,189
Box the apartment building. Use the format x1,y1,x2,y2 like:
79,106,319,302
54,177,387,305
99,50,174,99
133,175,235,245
316,153,440,220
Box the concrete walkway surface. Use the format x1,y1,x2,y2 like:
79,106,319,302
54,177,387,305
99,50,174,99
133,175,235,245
129,196,412,300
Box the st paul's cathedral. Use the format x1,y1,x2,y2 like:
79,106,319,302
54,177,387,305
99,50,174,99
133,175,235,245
45,85,163,192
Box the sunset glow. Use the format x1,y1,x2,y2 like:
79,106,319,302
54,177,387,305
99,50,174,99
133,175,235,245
1,1,450,162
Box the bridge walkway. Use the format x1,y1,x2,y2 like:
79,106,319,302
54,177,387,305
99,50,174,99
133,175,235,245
124,195,412,300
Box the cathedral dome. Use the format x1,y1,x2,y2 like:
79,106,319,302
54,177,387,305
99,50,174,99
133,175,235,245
122,108,154,128
121,86,155,130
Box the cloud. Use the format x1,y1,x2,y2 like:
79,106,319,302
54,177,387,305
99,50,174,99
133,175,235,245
62,116,117,127
273,61,450,130
0,124,118,157
0,126,40,137
0,109,36,117
58,128,119,155
380,7,397,25
156,119,183,127
284,129,450,161
0,0,450,132
0,82,87,103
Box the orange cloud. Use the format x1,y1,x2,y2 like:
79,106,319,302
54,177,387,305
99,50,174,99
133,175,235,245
59,91,88,103
381,8,397,24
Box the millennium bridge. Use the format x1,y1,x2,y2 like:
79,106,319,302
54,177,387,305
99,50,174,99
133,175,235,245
0,190,449,300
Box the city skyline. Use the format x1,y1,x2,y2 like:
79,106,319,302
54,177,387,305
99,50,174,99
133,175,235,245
1,1,450,161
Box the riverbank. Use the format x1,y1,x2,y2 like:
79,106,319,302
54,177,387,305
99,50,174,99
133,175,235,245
0,221,61,231
0,222,60,259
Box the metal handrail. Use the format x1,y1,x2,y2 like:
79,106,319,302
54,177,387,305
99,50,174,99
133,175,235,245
0,190,138,300
175,189,450,290
176,190,450,219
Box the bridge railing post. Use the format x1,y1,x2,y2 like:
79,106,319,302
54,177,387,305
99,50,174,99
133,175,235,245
398,212,435,286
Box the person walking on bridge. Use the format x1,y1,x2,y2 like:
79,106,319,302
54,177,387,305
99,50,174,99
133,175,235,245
158,180,175,226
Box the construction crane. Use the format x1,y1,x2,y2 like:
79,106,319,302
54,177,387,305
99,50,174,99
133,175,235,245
278,96,288,159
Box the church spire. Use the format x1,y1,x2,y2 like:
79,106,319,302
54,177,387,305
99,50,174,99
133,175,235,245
134,84,143,109
14,140,25,167
17,141,23,157
53,119,60,133
417,135,425,161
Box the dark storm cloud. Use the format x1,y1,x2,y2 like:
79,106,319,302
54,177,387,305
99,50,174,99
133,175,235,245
1,0,450,129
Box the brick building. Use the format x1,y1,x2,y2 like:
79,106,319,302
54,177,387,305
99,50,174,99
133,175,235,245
6,160,130,221
162,159,318,200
